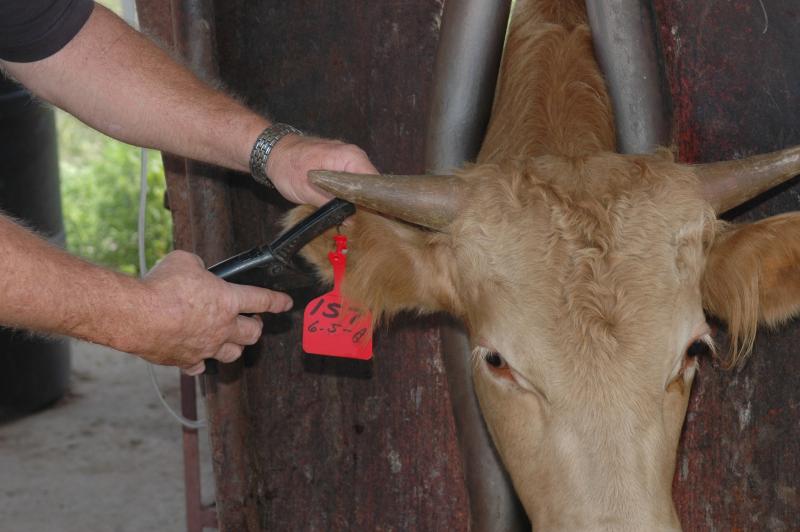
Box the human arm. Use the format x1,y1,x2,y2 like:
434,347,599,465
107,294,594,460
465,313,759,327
0,3,378,206
0,214,290,375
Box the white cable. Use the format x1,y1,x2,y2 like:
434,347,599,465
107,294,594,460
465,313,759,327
138,147,207,429
137,148,149,277
147,362,206,430
121,0,139,29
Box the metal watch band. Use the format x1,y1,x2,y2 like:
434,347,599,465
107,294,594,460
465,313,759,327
249,123,303,188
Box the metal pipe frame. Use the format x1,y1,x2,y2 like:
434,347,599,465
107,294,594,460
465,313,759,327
585,0,672,153
425,1,530,531
425,0,511,171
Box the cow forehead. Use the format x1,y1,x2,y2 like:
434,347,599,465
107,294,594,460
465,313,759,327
451,153,714,371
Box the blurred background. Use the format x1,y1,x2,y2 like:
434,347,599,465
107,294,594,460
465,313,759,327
58,0,172,276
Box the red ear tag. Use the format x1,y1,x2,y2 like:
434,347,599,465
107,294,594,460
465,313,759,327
303,234,373,360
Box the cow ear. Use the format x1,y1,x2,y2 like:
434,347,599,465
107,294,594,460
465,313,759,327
702,212,800,364
284,206,463,320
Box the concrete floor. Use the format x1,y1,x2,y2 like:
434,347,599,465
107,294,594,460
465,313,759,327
0,341,213,532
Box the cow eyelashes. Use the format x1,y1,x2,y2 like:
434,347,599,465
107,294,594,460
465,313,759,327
475,347,548,399
474,346,518,384
483,352,519,384
484,351,507,369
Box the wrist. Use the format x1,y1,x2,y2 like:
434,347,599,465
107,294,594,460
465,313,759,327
236,116,270,171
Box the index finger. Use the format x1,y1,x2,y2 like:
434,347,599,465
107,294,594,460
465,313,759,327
345,156,379,175
231,283,293,314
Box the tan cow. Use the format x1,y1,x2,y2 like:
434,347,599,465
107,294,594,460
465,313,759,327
287,0,800,529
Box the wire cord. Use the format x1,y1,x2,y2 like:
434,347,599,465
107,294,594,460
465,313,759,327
138,147,207,430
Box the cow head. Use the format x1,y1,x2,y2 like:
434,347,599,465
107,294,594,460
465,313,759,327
286,145,800,530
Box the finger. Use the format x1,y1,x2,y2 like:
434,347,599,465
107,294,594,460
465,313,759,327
183,361,206,376
232,284,293,314
228,315,263,345
214,342,244,364
341,147,379,175
348,159,379,175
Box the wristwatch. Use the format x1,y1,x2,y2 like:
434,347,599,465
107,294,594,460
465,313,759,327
249,122,303,188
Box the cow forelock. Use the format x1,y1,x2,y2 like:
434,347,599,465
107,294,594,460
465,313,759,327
452,152,714,371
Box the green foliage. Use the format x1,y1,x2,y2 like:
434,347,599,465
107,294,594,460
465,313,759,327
101,0,122,13
58,110,173,276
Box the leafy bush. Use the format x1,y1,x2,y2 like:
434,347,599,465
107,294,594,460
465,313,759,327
58,110,173,276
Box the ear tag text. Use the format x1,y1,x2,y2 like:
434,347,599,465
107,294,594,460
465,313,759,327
302,234,373,359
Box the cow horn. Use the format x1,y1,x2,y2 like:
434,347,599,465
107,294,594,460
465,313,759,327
308,170,465,230
693,145,800,213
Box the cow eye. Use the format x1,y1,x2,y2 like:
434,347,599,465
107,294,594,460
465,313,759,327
477,348,517,384
484,351,507,369
686,339,712,359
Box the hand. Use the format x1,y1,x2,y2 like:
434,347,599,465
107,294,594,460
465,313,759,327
266,134,379,206
135,250,292,375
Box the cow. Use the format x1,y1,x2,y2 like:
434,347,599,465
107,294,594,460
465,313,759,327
286,0,800,529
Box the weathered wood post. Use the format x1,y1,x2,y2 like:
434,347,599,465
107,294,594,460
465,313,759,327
138,1,471,529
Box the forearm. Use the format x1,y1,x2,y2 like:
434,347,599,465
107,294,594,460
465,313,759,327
1,4,266,174
0,213,150,352
2,2,379,208
0,213,292,372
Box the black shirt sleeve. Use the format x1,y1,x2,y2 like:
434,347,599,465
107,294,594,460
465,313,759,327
0,0,95,63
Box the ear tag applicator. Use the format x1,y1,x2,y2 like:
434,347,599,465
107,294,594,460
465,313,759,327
303,234,373,359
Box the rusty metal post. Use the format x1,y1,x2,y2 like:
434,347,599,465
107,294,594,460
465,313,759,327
167,0,256,529
136,0,238,529
425,1,530,531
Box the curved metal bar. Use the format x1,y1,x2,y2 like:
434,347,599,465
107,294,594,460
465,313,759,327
424,1,529,531
586,1,672,153
172,0,219,80
425,0,513,171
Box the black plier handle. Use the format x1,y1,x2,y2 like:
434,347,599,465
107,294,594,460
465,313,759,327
203,198,355,375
